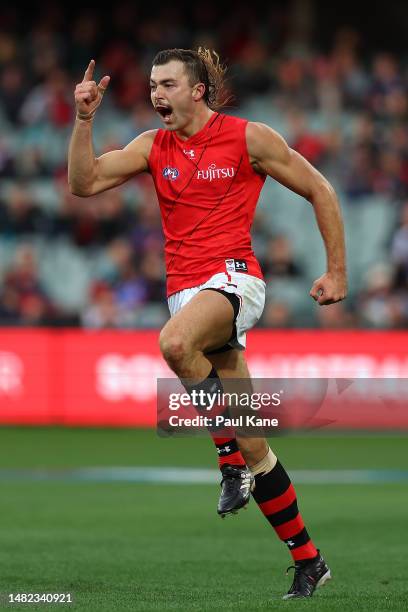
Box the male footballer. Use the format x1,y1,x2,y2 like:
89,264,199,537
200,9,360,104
68,48,347,599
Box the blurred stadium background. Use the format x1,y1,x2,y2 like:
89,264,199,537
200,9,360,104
1,0,408,330
0,1,407,610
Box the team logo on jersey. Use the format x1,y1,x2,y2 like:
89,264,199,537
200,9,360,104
183,148,195,159
197,163,235,181
162,167,180,181
226,259,248,273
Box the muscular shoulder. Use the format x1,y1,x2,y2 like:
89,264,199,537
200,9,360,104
124,129,158,160
246,121,290,173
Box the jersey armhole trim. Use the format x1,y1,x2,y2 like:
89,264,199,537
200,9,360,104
147,129,162,174
243,120,267,181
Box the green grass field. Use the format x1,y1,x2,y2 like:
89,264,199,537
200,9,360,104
0,428,407,611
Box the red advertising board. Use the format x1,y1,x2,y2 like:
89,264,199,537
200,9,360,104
0,329,407,428
0,330,52,424
61,331,171,426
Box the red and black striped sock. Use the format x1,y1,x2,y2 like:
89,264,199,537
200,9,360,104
213,436,246,469
252,460,318,562
184,367,246,470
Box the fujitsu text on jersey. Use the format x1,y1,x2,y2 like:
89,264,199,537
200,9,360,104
196,163,235,181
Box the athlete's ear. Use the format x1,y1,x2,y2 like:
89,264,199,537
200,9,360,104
192,82,206,102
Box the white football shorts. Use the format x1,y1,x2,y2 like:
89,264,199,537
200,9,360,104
167,271,266,350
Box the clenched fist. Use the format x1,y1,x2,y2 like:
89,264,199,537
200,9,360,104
309,271,347,306
74,59,110,121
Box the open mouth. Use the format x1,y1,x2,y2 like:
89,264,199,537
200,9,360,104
155,104,173,122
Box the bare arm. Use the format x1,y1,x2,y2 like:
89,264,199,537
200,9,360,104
68,124,156,196
68,60,156,196
246,121,347,305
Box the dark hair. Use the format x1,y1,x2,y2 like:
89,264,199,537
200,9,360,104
151,47,231,111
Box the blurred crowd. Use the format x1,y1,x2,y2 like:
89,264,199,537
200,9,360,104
1,1,408,328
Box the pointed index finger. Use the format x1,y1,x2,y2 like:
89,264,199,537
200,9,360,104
82,59,95,82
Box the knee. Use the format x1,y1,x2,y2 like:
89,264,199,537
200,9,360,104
235,435,268,456
159,329,190,368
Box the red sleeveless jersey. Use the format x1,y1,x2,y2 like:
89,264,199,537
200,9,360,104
148,112,266,296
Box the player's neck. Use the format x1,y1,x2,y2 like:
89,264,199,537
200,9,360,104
175,107,215,140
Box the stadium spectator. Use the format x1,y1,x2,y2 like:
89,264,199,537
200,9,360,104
357,263,408,328
0,244,55,326
0,183,50,236
260,301,293,328
315,301,358,329
391,201,408,286
0,63,27,126
287,110,327,167
82,283,122,328
261,235,302,279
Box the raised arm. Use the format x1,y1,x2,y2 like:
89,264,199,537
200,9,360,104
68,60,156,197
246,121,347,305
